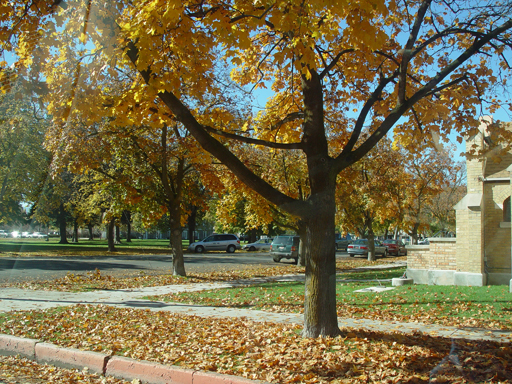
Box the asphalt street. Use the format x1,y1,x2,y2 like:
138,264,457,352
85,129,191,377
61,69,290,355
0,251,351,283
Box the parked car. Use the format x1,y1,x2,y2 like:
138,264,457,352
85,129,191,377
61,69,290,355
187,234,241,253
30,232,46,239
10,231,20,238
270,235,300,264
242,238,273,251
0,230,8,238
335,238,351,251
418,239,430,245
347,239,388,257
381,239,407,256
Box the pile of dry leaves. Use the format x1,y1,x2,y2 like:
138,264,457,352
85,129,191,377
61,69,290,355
1,305,511,384
0,355,130,384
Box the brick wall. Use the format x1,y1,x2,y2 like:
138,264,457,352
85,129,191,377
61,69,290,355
407,239,456,271
406,246,429,270
428,239,457,270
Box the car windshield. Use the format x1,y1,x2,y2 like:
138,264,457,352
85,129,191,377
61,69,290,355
274,236,293,244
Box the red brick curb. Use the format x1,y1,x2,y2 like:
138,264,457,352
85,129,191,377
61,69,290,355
193,370,265,384
35,342,109,375
0,334,37,360
106,356,194,384
0,334,269,384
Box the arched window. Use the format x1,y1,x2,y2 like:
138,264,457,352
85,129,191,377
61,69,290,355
504,197,511,222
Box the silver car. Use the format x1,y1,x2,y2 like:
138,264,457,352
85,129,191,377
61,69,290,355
242,238,273,251
188,234,241,253
347,239,388,257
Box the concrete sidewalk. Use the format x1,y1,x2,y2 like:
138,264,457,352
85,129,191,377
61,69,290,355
1,264,511,383
1,267,510,343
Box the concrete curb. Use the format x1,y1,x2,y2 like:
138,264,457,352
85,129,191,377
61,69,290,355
0,334,268,384
35,342,108,375
0,334,37,360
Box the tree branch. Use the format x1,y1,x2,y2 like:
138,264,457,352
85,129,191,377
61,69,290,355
124,40,305,216
202,125,303,149
398,0,433,105
319,49,355,79
269,111,304,131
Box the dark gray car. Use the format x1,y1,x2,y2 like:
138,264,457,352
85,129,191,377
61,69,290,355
270,235,300,264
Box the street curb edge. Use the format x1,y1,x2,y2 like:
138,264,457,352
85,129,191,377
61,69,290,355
0,334,269,384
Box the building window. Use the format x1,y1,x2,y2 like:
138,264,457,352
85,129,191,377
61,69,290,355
504,196,511,222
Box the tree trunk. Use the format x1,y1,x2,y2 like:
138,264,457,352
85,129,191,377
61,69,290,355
124,211,132,242
367,228,376,261
169,204,186,276
72,219,79,243
58,203,68,244
297,220,308,267
126,220,132,242
107,218,116,252
301,70,340,337
115,225,121,244
87,224,93,240
410,223,420,244
303,191,340,337
187,205,197,245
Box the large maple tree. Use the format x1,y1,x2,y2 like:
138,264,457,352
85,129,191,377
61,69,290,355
2,0,512,337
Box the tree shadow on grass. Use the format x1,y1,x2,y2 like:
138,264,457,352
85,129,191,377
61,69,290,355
335,328,512,383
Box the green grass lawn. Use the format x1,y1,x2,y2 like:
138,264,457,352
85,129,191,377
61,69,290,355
149,267,512,330
0,238,191,256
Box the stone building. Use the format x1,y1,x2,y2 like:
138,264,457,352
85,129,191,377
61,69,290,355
407,117,512,292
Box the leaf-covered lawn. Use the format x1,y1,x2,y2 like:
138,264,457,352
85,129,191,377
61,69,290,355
1,305,511,384
1,257,403,291
0,355,130,384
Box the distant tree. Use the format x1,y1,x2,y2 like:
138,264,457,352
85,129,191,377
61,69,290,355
426,164,467,236
400,147,462,243
336,139,401,260
0,81,50,224
33,171,75,244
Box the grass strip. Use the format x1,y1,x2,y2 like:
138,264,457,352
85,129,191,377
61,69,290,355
148,270,512,330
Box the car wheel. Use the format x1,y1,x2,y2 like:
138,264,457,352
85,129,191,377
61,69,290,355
272,255,280,262
349,254,354,257
195,245,204,253
249,246,256,251
227,245,236,253
403,249,407,256
383,249,388,257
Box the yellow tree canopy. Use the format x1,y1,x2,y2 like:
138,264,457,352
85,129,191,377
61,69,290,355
2,0,512,337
